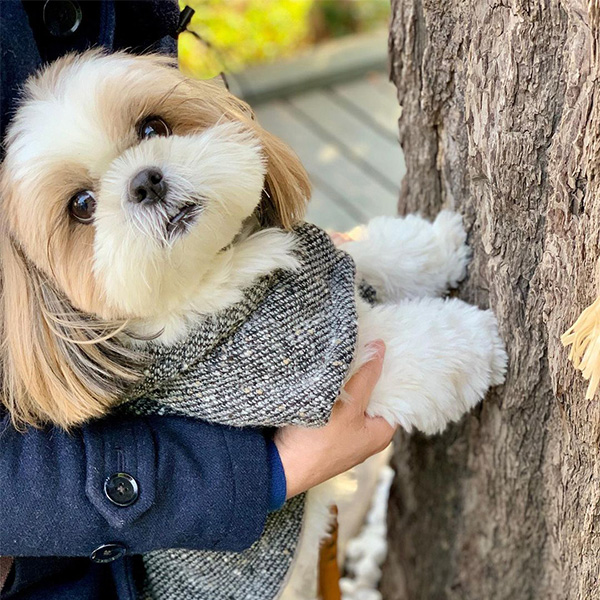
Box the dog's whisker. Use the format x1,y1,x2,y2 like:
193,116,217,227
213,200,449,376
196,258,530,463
154,79,189,112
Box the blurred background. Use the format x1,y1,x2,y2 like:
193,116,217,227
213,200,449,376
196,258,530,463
178,0,405,232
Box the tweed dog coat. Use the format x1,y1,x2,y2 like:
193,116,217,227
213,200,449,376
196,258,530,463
126,223,359,600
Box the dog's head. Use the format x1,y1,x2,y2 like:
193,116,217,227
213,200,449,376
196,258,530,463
0,51,310,427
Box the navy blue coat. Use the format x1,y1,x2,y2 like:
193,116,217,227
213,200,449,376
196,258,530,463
0,414,284,599
0,2,287,598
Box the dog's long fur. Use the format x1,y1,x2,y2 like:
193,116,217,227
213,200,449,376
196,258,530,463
0,51,310,429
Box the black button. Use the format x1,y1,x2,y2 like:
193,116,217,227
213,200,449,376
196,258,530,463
42,1,82,37
104,473,139,507
90,543,126,564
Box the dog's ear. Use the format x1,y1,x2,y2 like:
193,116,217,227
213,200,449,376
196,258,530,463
255,126,311,229
0,234,142,429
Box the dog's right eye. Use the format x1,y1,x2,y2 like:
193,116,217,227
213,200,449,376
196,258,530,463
69,191,96,224
137,116,171,140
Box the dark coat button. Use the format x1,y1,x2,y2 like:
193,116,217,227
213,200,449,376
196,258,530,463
42,1,83,37
104,473,139,507
90,543,126,564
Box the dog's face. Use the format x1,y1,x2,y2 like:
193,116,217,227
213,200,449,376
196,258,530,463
0,52,309,427
1,51,308,319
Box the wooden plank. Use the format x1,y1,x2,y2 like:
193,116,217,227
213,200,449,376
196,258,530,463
364,70,400,100
306,185,360,232
288,89,405,191
255,100,397,219
331,73,402,138
228,29,388,104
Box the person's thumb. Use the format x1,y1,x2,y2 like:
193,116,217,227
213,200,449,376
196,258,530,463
344,340,386,413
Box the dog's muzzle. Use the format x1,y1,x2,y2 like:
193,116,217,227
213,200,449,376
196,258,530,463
127,167,204,243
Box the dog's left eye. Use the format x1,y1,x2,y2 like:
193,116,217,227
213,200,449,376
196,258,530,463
138,116,171,140
69,190,96,224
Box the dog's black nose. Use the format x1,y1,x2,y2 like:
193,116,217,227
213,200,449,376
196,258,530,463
129,168,168,204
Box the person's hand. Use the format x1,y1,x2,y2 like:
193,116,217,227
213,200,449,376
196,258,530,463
274,340,394,499
329,231,353,246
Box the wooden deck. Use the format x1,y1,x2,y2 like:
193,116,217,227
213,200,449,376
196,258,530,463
230,32,404,231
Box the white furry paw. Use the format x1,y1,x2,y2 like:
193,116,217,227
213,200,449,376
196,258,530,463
432,210,471,289
342,212,471,302
485,311,508,388
360,298,508,435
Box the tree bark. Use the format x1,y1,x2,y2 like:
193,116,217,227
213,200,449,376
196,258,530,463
382,1,600,599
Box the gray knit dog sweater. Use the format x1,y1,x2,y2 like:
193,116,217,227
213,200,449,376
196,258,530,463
125,223,359,599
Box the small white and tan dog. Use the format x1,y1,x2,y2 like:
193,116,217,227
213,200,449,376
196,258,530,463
0,52,507,599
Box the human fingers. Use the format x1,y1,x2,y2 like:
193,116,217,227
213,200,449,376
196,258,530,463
343,340,386,414
329,231,353,246
364,415,397,452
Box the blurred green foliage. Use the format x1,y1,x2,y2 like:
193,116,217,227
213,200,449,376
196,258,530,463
178,0,389,79
179,0,313,78
311,0,390,41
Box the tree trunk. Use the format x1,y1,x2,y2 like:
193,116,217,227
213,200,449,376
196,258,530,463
382,1,600,599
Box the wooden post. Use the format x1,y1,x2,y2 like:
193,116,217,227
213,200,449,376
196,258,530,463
317,506,342,600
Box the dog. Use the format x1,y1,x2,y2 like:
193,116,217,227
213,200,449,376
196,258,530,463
0,51,507,599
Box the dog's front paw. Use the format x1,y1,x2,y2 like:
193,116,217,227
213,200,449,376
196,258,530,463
432,210,471,289
484,311,508,387
442,307,508,422
363,298,507,436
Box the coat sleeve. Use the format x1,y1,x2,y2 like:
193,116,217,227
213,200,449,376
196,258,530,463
0,414,275,557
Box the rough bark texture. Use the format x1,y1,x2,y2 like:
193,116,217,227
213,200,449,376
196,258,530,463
382,1,600,599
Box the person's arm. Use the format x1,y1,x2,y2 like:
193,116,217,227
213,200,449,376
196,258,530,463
0,415,272,558
0,341,390,561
